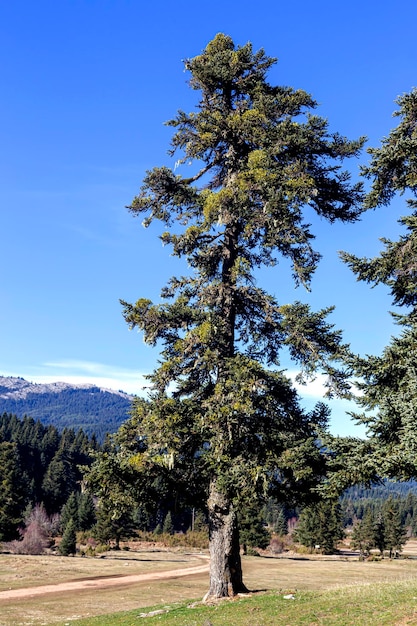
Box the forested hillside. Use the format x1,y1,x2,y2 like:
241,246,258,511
341,481,417,527
0,412,99,541
0,376,132,439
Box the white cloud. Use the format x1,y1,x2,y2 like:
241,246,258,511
288,372,329,398
287,370,362,400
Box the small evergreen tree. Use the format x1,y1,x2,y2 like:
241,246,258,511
383,497,407,558
274,508,289,536
163,511,174,535
238,501,271,554
373,513,386,555
350,510,376,556
92,508,114,546
93,501,135,549
59,518,77,556
295,500,344,554
60,491,79,532
78,493,96,531
133,505,153,532
192,510,208,532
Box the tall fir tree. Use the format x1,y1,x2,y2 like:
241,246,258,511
339,89,417,480
121,34,365,598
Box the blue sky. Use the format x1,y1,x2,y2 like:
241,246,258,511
1,0,416,437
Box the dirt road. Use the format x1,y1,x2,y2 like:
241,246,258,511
0,557,209,600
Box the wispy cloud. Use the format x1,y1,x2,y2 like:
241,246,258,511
286,370,365,437
2,360,150,396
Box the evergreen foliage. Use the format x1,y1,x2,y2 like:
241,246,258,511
60,492,79,532
59,518,77,556
383,496,408,557
340,481,417,531
163,511,174,535
0,412,98,537
93,500,135,549
351,510,376,556
337,89,417,481
0,441,25,541
0,379,132,440
238,499,271,554
118,33,366,597
294,500,344,554
349,496,407,557
264,498,294,535
78,493,97,531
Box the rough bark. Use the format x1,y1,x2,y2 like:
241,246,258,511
204,479,249,600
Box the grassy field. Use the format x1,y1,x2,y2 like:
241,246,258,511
71,581,417,625
2,546,417,625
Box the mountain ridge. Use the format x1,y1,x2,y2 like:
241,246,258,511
0,375,132,400
0,375,134,439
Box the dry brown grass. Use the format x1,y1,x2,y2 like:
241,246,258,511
2,541,417,625
0,546,204,592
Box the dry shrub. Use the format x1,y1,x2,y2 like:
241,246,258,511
269,537,285,554
268,533,295,555
27,503,60,536
5,521,50,554
3,504,57,555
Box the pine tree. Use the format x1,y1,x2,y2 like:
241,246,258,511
93,500,135,549
78,492,96,531
59,518,77,556
339,89,417,480
60,492,79,532
350,510,375,556
238,500,270,554
373,513,386,556
120,34,365,598
163,511,174,535
383,497,407,558
0,441,25,541
295,500,344,554
274,508,289,536
42,449,75,513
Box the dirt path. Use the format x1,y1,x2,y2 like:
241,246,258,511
0,557,210,601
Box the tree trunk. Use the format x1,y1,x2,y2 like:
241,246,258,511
204,479,249,600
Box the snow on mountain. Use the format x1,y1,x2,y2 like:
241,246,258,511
0,375,131,400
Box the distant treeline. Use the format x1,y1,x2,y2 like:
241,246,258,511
3,411,417,550
0,412,99,541
341,482,417,533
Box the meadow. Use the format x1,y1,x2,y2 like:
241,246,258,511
2,544,417,625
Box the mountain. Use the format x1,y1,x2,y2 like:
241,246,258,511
0,376,133,439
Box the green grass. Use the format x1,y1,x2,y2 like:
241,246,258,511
71,579,417,625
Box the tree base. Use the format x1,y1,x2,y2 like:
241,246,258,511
202,583,250,603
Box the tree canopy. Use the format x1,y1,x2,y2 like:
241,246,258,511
120,33,366,598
